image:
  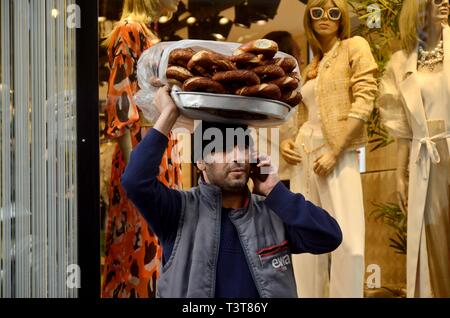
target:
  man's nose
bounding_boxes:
[227,146,246,163]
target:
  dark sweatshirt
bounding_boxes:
[122,128,342,298]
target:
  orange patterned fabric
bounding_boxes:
[105,20,156,138]
[102,20,182,298]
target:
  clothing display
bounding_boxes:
[101,20,182,298]
[290,36,377,298]
[379,26,450,297]
[296,37,378,153]
[291,127,365,298]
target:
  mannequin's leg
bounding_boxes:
[291,133,329,298]
[423,141,450,297]
[319,150,365,298]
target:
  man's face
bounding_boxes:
[202,145,252,193]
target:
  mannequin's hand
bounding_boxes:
[280,139,302,165]
[396,171,408,214]
[250,154,280,197]
[313,151,339,177]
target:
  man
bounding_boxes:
[122,86,342,298]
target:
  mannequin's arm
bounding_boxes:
[280,103,308,165]
[332,117,365,156]
[313,117,364,177]
[396,138,410,214]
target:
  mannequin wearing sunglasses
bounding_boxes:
[379,0,450,298]
[281,0,378,298]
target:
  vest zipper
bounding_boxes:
[211,194,222,298]
[229,214,264,298]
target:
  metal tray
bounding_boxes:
[170,86,293,126]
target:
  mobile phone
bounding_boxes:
[250,160,269,182]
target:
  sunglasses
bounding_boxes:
[310,7,342,21]
[433,0,449,5]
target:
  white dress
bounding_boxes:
[291,65,366,298]
[413,70,450,297]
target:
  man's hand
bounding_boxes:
[153,85,179,114]
[153,86,180,137]
[250,154,280,197]
[280,138,302,165]
[313,151,339,177]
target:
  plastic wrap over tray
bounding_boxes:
[134,40,300,131]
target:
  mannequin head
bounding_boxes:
[304,0,350,56]
[427,0,450,26]
[104,0,180,46]
[121,0,181,24]
[399,0,450,53]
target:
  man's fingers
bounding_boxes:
[257,158,271,168]
[150,77,164,87]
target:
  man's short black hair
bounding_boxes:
[191,121,254,163]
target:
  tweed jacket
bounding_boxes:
[296,36,378,152]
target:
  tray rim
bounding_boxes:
[173,89,293,110]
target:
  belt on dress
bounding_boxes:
[414,131,450,179]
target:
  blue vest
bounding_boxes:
[156,180,298,298]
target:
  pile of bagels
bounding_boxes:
[166,39,302,107]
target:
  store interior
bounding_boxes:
[98,0,406,298]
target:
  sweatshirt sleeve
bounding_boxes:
[347,36,378,122]
[264,182,342,254]
[121,128,182,246]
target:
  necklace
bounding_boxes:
[418,40,444,71]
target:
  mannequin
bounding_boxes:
[379,0,450,298]
[102,0,181,298]
[261,31,303,183]
[281,0,378,297]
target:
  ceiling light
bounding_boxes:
[187,16,197,24]
[256,19,267,25]
[212,33,225,40]
[51,9,59,18]
[159,16,170,23]
[219,17,229,25]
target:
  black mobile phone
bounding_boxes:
[250,161,269,182]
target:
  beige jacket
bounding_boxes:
[378,25,450,298]
[296,36,378,151]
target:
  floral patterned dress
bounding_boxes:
[101,20,182,298]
